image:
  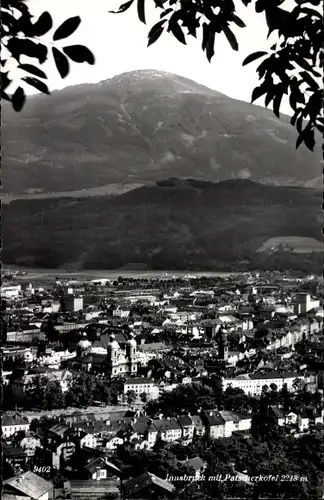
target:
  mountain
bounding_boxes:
[2,179,323,272]
[2,70,321,194]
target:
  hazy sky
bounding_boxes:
[8,0,293,114]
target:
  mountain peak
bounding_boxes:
[2,69,320,194]
[98,69,220,96]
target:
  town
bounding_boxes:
[2,270,324,500]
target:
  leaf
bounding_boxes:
[289,91,297,111]
[290,108,302,126]
[296,115,304,134]
[265,91,275,107]
[251,86,267,103]
[223,26,238,51]
[110,0,134,13]
[53,16,81,41]
[206,31,215,62]
[1,72,11,91]
[160,8,173,19]
[63,45,95,65]
[32,12,53,36]
[147,20,166,47]
[52,48,70,78]
[18,64,47,79]
[11,86,25,112]
[296,132,304,150]
[294,56,314,72]
[7,39,48,64]
[232,14,246,28]
[243,51,268,66]
[256,60,268,79]
[273,90,283,118]
[300,71,319,91]
[169,17,186,45]
[202,23,209,51]
[137,0,146,24]
[304,128,315,151]
[22,76,50,94]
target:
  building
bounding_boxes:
[178,457,207,479]
[269,406,285,427]
[178,415,195,441]
[3,471,53,500]
[20,433,41,457]
[4,444,28,469]
[1,285,21,298]
[52,441,76,470]
[123,472,175,498]
[200,409,251,438]
[106,333,138,378]
[2,414,30,438]
[61,295,84,312]
[123,377,159,401]
[218,327,229,361]
[221,372,308,396]
[292,293,320,315]
[152,418,182,442]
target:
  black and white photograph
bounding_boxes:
[1,1,323,499]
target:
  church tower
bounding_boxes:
[126,332,138,375]
[218,326,229,361]
[77,332,91,357]
[106,333,120,377]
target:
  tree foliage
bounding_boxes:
[1,0,94,111]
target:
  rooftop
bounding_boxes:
[4,471,53,500]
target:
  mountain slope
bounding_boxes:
[2,179,322,272]
[2,70,321,194]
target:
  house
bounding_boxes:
[113,307,130,318]
[103,436,124,450]
[284,411,298,426]
[123,471,175,498]
[123,377,159,401]
[4,444,28,469]
[200,410,225,439]
[218,411,251,437]
[178,456,206,479]
[297,413,310,433]
[152,418,182,442]
[2,414,30,438]
[132,416,158,449]
[269,406,285,427]
[79,432,98,449]
[131,438,150,450]
[190,415,205,437]
[49,423,70,441]
[200,410,251,438]
[83,457,121,481]
[178,415,195,441]
[52,441,76,470]
[20,433,42,457]
[3,471,53,500]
